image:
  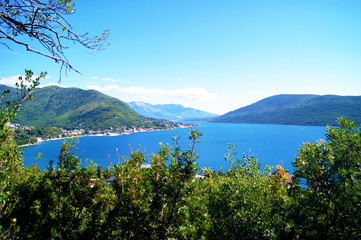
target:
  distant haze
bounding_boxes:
[128,102,219,121]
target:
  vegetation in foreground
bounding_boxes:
[1,81,361,239]
[2,1,361,239]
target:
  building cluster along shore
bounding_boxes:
[8,122,194,147]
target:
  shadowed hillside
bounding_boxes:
[210,94,361,126]
[0,85,176,130]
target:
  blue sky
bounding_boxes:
[1,0,361,114]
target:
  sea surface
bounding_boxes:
[22,122,326,173]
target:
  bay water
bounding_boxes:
[22,122,326,173]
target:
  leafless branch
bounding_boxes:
[0,0,109,79]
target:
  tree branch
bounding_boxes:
[0,0,109,79]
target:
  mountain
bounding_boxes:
[128,102,219,121]
[0,85,177,130]
[210,94,361,126]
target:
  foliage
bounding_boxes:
[105,130,201,239]
[28,126,63,139]
[0,70,45,238]
[2,10,361,237]
[291,117,361,239]
[4,116,361,239]
[4,138,110,239]
[13,130,37,145]
[14,126,63,145]
[199,144,292,240]
[0,0,109,75]
[1,130,203,239]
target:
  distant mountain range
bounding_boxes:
[0,85,177,130]
[128,101,219,121]
[4,84,359,128]
[210,94,361,126]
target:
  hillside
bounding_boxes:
[210,94,361,126]
[128,101,218,121]
[0,85,177,130]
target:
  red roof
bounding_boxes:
[271,169,292,181]
[270,167,292,187]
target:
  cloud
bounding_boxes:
[87,85,218,102]
[0,74,50,87]
[0,75,21,87]
[38,83,70,88]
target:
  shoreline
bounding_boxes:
[20,125,192,148]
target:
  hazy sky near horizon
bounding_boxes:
[2,0,361,114]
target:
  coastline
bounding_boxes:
[20,125,192,148]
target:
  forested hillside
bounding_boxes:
[211,94,361,125]
[0,85,177,130]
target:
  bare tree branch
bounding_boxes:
[0,0,109,79]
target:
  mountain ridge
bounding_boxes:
[128,101,218,121]
[0,84,179,131]
[210,94,361,126]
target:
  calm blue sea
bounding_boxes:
[22,122,326,173]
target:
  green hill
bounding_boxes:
[211,94,361,126]
[0,85,175,130]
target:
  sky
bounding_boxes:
[1,0,361,114]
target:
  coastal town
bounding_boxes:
[8,121,193,146]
